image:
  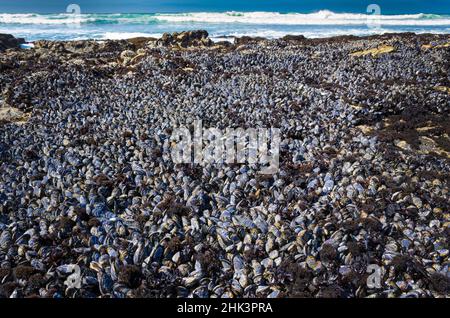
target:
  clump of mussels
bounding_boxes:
[0,31,449,298]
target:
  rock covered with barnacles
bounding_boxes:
[156,30,213,48]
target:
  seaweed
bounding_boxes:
[319,244,337,263]
[361,217,383,232]
[391,255,410,274]
[347,242,362,256]
[195,248,222,276]
[166,236,182,253]
[0,268,11,281]
[340,269,365,289]
[277,259,313,298]
[56,216,75,233]
[429,273,450,294]
[87,217,101,228]
[119,265,143,289]
[157,194,191,217]
[167,203,191,217]
[13,266,35,280]
[28,273,46,289]
[342,220,359,232]
[0,282,18,298]
[318,284,344,298]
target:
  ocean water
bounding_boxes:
[0,1,449,41]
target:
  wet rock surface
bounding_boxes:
[155,30,213,48]
[0,32,449,298]
[0,34,25,52]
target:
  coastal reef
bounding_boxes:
[0,34,25,52]
[0,31,449,298]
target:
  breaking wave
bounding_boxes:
[1,11,449,26]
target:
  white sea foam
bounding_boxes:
[0,13,87,25]
[1,10,448,42]
[0,11,449,26]
[99,32,162,40]
[153,11,450,26]
[20,43,34,49]
[214,27,450,40]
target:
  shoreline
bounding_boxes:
[1,31,448,53]
[10,30,450,43]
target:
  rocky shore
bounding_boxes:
[0,34,25,52]
[0,31,449,298]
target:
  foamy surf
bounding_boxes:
[99,32,161,40]
[1,10,448,41]
[152,11,450,26]
[1,11,450,26]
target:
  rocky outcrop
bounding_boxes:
[156,30,213,48]
[234,36,266,46]
[127,37,157,50]
[33,39,135,55]
[0,106,30,125]
[1,33,450,299]
[281,34,306,42]
[0,34,25,51]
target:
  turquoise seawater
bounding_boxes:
[0,1,449,41]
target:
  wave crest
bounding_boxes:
[0,11,449,26]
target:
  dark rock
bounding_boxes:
[34,40,96,53]
[157,30,213,48]
[127,37,157,50]
[214,41,233,48]
[0,34,25,51]
[234,36,266,46]
[34,39,133,55]
[33,40,69,53]
[281,34,306,42]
